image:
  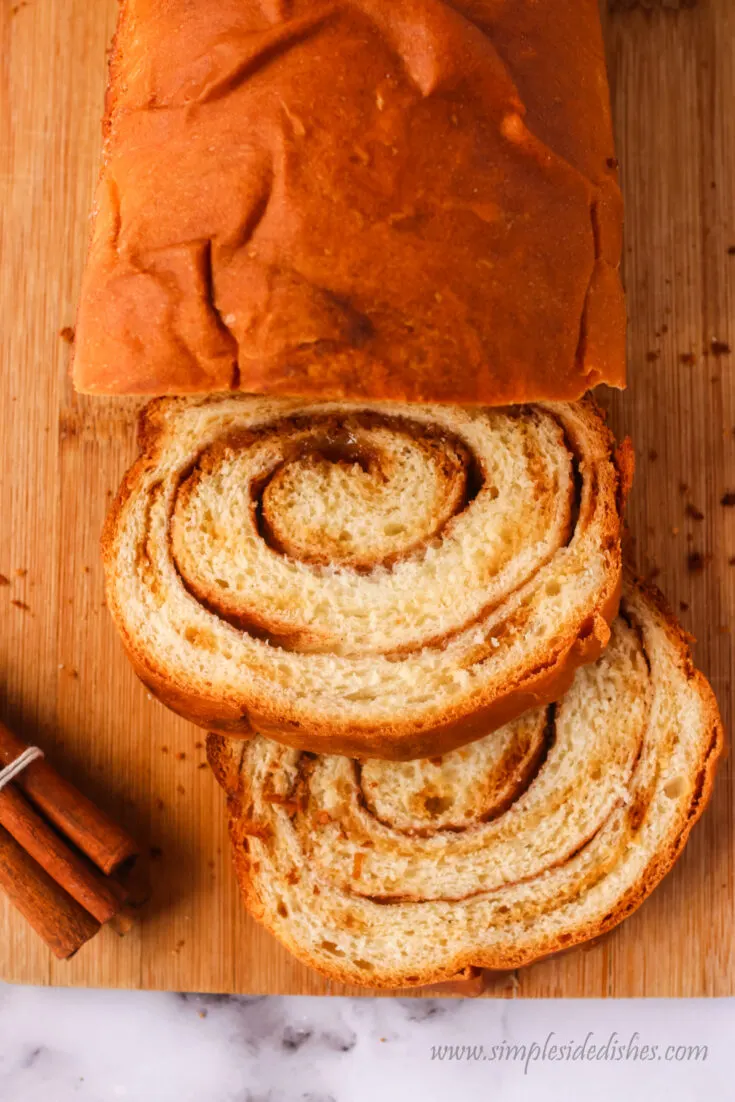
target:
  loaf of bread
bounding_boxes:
[207,578,722,988]
[103,394,628,759]
[74,0,624,404]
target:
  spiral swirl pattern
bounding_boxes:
[105,394,624,758]
[209,581,722,988]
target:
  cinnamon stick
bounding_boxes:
[0,784,127,924]
[0,826,100,959]
[0,721,138,874]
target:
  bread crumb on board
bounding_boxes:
[687,551,711,573]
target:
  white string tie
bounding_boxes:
[0,746,44,792]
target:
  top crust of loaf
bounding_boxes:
[74,0,624,404]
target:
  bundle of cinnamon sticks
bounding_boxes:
[0,720,138,959]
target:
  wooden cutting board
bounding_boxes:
[0,0,732,998]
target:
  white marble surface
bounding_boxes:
[0,986,733,1101]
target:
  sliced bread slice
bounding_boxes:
[208,577,722,988]
[104,394,628,758]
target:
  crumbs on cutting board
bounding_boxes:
[58,326,75,344]
[687,551,711,573]
[685,503,705,521]
[10,599,30,612]
[1,569,28,585]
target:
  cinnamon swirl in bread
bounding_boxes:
[207,578,722,988]
[103,394,629,759]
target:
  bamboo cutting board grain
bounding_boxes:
[0,0,733,997]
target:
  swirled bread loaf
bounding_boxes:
[103,394,628,758]
[74,0,624,403]
[207,579,722,988]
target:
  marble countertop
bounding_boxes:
[0,985,732,1101]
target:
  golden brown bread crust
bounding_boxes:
[74,0,624,404]
[102,395,630,760]
[207,576,723,989]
